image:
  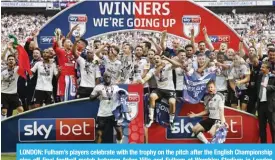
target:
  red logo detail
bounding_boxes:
[191,18,201,23]
[218,35,230,42]
[78,16,87,22]
[128,93,140,102]
[55,118,95,141]
[209,35,230,43]
[225,116,242,139]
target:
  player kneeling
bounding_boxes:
[188,80,227,144]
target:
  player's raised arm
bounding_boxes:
[161,55,182,68]
[66,24,79,40]
[202,26,214,52]
[160,30,167,51]
[72,40,79,59]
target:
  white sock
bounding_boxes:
[1,114,7,120]
[169,114,175,123]
[116,136,124,144]
[197,132,209,144]
[116,138,123,144]
[149,108,154,121]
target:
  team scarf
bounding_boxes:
[210,123,228,144]
[112,88,131,126]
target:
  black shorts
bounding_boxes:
[152,89,176,100]
[96,116,119,131]
[1,93,22,109]
[143,88,149,95]
[199,118,219,131]
[231,89,249,105]
[149,88,156,93]
[77,87,94,98]
[176,90,183,98]
[33,90,54,105]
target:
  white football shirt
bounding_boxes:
[31,61,58,92]
[91,84,120,117]
[146,63,175,90]
[204,93,224,120]
[133,58,149,88]
[1,66,19,94]
[175,67,184,91]
[103,56,122,84]
[77,57,101,88]
[228,64,250,90]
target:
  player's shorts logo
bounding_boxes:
[182,15,201,38]
[68,14,88,37]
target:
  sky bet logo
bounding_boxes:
[166,116,242,139]
[40,36,53,44]
[182,16,201,23]
[68,15,87,22]
[19,118,95,142]
[209,35,230,43]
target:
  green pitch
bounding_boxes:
[1,154,16,160]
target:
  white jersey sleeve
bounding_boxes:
[91,84,101,96]
[53,63,58,76]
[76,56,85,67]
[146,68,154,79]
[31,61,39,73]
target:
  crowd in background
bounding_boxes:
[2,12,275,50]
[1,10,275,143]
[1,14,51,47]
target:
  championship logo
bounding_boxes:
[68,14,88,37]
[182,15,201,38]
[127,92,140,121]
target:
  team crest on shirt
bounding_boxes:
[182,15,201,38]
[68,14,88,37]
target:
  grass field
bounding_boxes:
[1,154,16,160]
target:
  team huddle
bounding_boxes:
[1,25,275,143]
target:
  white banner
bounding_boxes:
[256,0,273,6]
[1,2,50,7]
[196,1,257,6]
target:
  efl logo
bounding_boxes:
[209,35,230,43]
[166,116,242,139]
[182,17,201,23]
[40,36,53,44]
[126,92,140,121]
[19,118,95,142]
[68,15,87,22]
[182,15,201,38]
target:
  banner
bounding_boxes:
[38,0,245,52]
[183,73,216,104]
[16,144,275,159]
[148,103,264,143]
[1,84,144,153]
[1,2,49,7]
[196,1,257,6]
